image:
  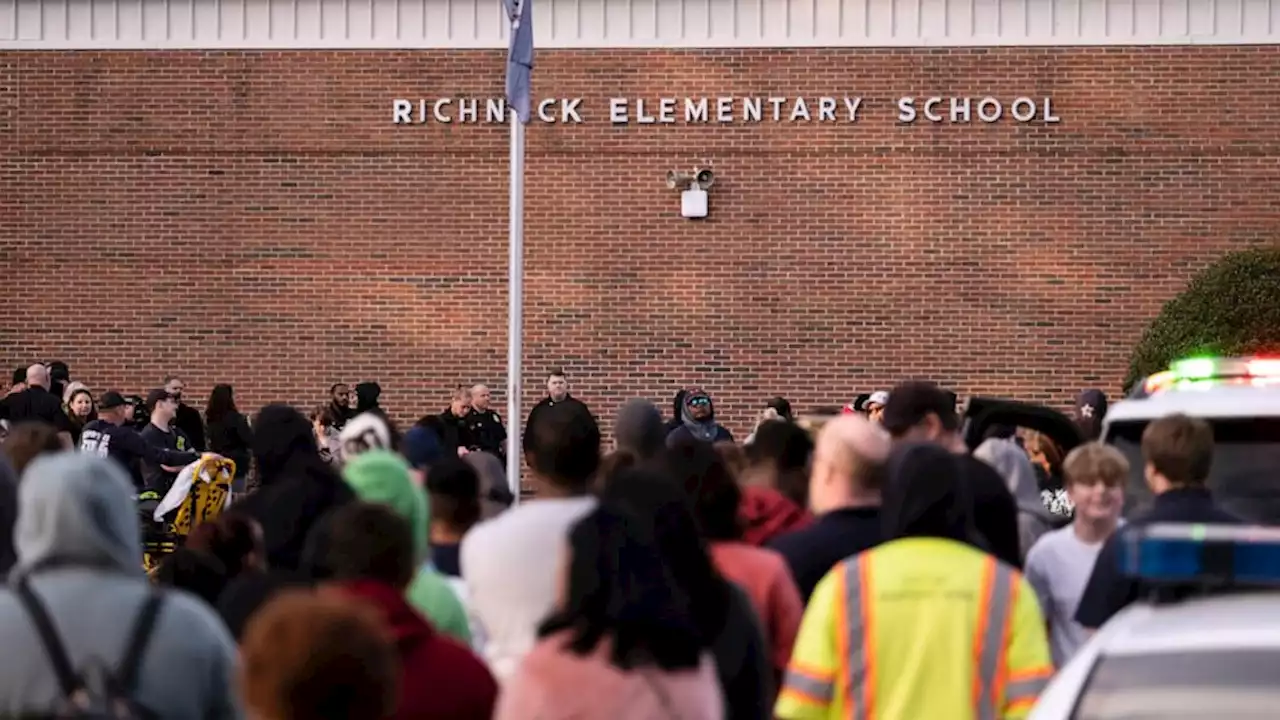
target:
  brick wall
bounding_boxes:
[2,47,1278,441]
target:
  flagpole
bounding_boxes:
[503,0,531,505]
[505,111,525,505]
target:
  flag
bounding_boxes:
[503,0,534,124]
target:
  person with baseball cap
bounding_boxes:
[864,390,890,423]
[79,391,200,493]
[138,389,201,495]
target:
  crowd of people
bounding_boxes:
[0,359,1245,719]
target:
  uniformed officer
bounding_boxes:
[463,384,507,462]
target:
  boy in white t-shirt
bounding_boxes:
[1024,442,1128,667]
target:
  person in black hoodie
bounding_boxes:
[880,380,1023,569]
[205,384,255,493]
[354,382,385,419]
[665,388,734,447]
[231,404,356,572]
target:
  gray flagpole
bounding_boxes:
[506,117,524,503]
[504,0,532,503]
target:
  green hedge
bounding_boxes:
[1125,247,1280,391]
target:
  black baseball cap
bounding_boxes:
[98,391,128,410]
[145,388,176,411]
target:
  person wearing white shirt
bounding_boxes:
[460,402,600,683]
[1024,442,1128,667]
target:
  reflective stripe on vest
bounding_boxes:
[838,554,1018,720]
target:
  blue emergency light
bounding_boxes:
[1119,523,1280,587]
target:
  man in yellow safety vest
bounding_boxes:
[776,442,1053,720]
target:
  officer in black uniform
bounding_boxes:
[463,384,507,463]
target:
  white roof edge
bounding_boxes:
[1105,390,1280,424]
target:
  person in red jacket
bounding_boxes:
[325,501,498,720]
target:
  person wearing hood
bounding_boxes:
[354,381,384,417]
[232,403,356,572]
[0,452,240,718]
[341,450,472,645]
[339,411,396,462]
[776,443,1052,720]
[613,398,667,462]
[974,437,1060,561]
[327,501,498,719]
[664,389,689,435]
[666,388,733,447]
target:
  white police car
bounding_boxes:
[1104,356,1280,524]
[1030,523,1280,719]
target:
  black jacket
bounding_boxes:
[174,402,206,452]
[0,387,74,435]
[434,409,471,453]
[464,408,507,460]
[522,395,590,455]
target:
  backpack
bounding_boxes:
[13,576,164,720]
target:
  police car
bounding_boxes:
[1030,523,1280,719]
[1103,356,1280,524]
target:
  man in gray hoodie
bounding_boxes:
[0,452,241,719]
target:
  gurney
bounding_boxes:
[140,455,236,574]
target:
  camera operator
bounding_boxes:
[80,391,200,493]
[124,394,149,430]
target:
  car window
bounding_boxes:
[1073,649,1280,719]
[1107,418,1280,524]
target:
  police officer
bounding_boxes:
[463,384,507,462]
[79,391,200,493]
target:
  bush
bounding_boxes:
[1125,247,1280,391]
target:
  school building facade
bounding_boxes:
[2,0,1278,434]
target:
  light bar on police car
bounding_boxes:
[1119,522,1280,585]
[1142,355,1280,395]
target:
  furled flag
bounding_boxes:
[503,0,534,124]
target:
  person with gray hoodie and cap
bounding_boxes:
[974,437,1060,561]
[0,452,241,719]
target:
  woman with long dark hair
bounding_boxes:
[205,383,254,493]
[599,468,773,720]
[496,503,722,719]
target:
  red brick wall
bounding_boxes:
[2,47,1278,440]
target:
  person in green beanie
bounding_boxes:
[341,449,472,645]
